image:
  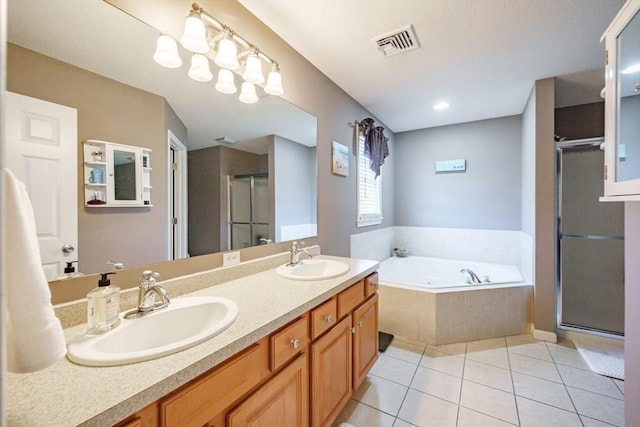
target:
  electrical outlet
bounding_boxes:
[223,251,240,267]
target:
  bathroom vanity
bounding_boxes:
[6,255,379,427]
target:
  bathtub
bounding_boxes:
[378,255,524,292]
[376,256,532,345]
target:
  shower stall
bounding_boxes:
[556,137,625,337]
[227,173,270,250]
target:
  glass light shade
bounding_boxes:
[242,53,264,84]
[264,70,284,96]
[153,35,182,68]
[215,69,237,94]
[239,82,259,104]
[188,54,213,82]
[180,15,209,53]
[215,38,240,70]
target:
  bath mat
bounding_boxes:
[379,331,394,352]
[573,338,624,380]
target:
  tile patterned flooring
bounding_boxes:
[333,334,625,427]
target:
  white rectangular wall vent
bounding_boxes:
[373,25,420,57]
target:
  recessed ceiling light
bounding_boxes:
[622,63,640,74]
[433,102,450,110]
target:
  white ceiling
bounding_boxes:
[239,0,625,133]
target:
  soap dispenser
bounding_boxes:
[56,261,85,280]
[86,272,121,335]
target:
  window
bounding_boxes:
[357,135,383,227]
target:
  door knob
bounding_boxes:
[62,244,75,254]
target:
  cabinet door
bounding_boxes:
[106,144,143,205]
[227,353,309,427]
[311,315,353,427]
[353,294,379,390]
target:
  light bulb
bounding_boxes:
[215,69,237,94]
[188,54,213,82]
[180,13,209,53]
[239,82,258,104]
[242,53,264,84]
[264,69,284,96]
[153,35,182,68]
[215,37,240,70]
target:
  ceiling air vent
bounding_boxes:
[373,25,420,57]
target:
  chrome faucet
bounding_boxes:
[288,241,312,266]
[460,268,482,284]
[124,270,171,319]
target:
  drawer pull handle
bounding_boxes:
[290,339,300,349]
[357,321,364,328]
[325,315,334,324]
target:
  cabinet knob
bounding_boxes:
[290,339,300,349]
[324,315,333,324]
[357,321,364,328]
[351,327,357,334]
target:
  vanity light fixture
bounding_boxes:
[264,63,284,96]
[188,53,213,82]
[215,69,237,94]
[153,35,182,68]
[433,102,450,110]
[153,2,284,102]
[239,82,259,104]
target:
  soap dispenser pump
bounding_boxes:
[56,261,85,280]
[86,272,121,335]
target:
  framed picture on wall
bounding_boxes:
[332,141,349,177]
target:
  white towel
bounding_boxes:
[3,168,67,372]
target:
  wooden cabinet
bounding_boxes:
[311,275,379,427]
[353,294,379,390]
[113,272,378,427]
[227,353,309,427]
[601,0,640,200]
[159,338,270,427]
[311,315,353,427]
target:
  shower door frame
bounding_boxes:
[227,173,270,250]
[555,136,624,340]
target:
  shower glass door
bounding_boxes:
[228,174,269,250]
[558,140,625,336]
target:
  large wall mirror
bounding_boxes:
[7,0,318,279]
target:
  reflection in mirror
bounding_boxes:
[113,150,137,201]
[616,8,640,181]
[7,0,318,278]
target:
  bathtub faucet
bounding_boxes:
[460,268,482,284]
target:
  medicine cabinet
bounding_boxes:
[83,140,152,207]
[601,0,640,201]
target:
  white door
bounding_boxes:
[5,91,78,281]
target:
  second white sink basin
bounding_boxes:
[67,296,238,366]
[276,259,350,281]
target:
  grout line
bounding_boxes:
[505,338,522,427]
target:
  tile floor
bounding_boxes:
[333,334,625,427]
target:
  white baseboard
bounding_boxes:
[533,328,558,343]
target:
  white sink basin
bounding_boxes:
[276,259,350,281]
[67,296,238,366]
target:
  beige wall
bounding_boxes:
[188,146,267,256]
[521,78,556,334]
[6,44,189,274]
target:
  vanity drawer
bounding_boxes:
[160,337,269,427]
[365,272,379,298]
[311,297,338,340]
[338,280,365,319]
[270,315,310,371]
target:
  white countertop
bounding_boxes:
[6,255,378,426]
